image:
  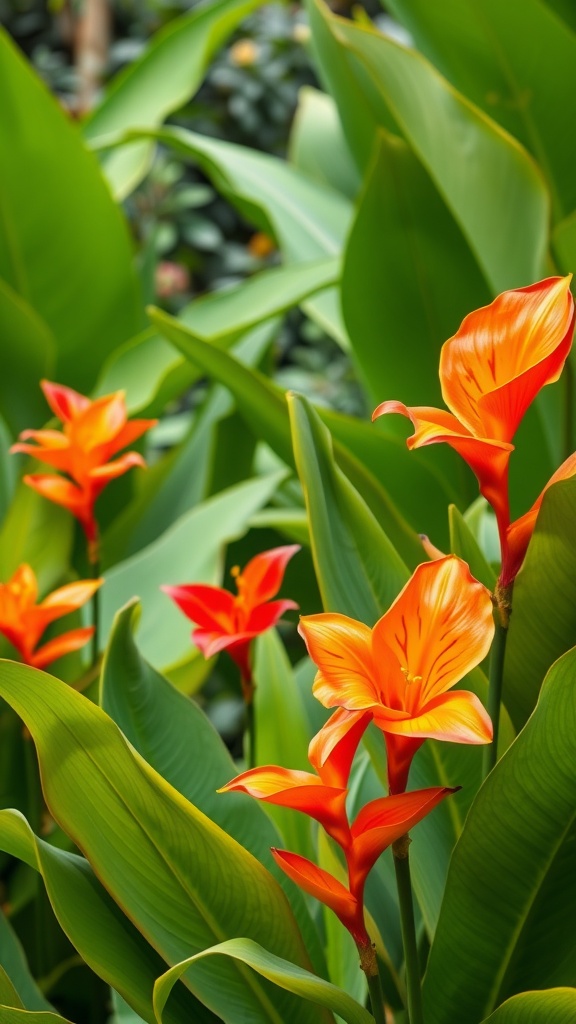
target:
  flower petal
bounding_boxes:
[219,766,348,841]
[298,613,376,710]
[502,450,576,586]
[308,708,372,788]
[246,599,298,633]
[349,786,456,886]
[375,688,493,744]
[89,452,146,484]
[440,276,574,440]
[162,584,237,632]
[39,578,103,614]
[372,556,494,708]
[98,418,157,460]
[31,627,94,668]
[71,392,127,452]
[238,545,301,605]
[41,380,91,422]
[271,849,367,943]
[23,475,86,516]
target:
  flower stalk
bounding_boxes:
[482,603,510,778]
[358,941,387,1024]
[393,837,424,1024]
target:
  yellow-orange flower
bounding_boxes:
[11,381,156,558]
[0,564,102,669]
[373,277,574,586]
[299,556,494,793]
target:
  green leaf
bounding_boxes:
[504,477,576,729]
[96,125,352,345]
[100,471,286,669]
[100,601,326,977]
[287,392,408,623]
[307,0,549,292]
[0,662,329,1024]
[423,646,576,1023]
[480,989,576,1023]
[84,0,264,198]
[448,505,496,591]
[253,630,314,858]
[385,0,576,220]
[288,87,360,199]
[0,910,52,1012]
[153,938,372,1024]
[0,1010,73,1023]
[0,809,217,1024]
[0,281,55,436]
[0,966,24,1009]
[148,306,424,568]
[0,30,140,390]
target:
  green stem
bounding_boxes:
[564,357,574,462]
[245,695,256,770]
[90,554,101,670]
[482,612,509,778]
[393,840,424,1024]
[357,941,387,1024]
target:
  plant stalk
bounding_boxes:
[357,941,387,1024]
[393,838,424,1024]
[482,608,509,778]
[90,554,101,670]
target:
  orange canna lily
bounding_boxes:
[11,381,157,560]
[299,556,494,793]
[373,277,574,587]
[162,545,300,698]
[0,564,102,669]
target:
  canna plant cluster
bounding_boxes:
[2,3,576,1024]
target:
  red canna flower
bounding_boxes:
[162,545,300,699]
[373,277,575,589]
[299,556,494,794]
[11,381,157,560]
[222,713,454,951]
[0,564,102,669]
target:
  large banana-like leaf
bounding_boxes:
[0,662,331,1024]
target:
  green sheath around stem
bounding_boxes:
[482,614,509,778]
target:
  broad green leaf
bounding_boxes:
[101,471,285,669]
[448,505,496,591]
[102,323,276,564]
[287,392,408,623]
[385,0,576,219]
[307,0,549,292]
[84,0,263,199]
[423,646,576,1023]
[0,809,217,1024]
[0,966,23,1009]
[480,989,576,1023]
[0,910,52,1012]
[0,281,55,436]
[341,131,490,407]
[288,87,360,199]
[100,601,326,976]
[110,991,148,1024]
[148,306,424,567]
[97,257,339,418]
[253,630,314,858]
[96,125,352,344]
[153,939,372,1024]
[0,1010,73,1022]
[0,662,329,1024]
[0,486,72,595]
[0,30,140,390]
[504,477,576,729]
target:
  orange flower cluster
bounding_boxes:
[0,564,101,669]
[374,276,576,590]
[12,382,156,559]
[222,707,454,952]
[162,545,300,698]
